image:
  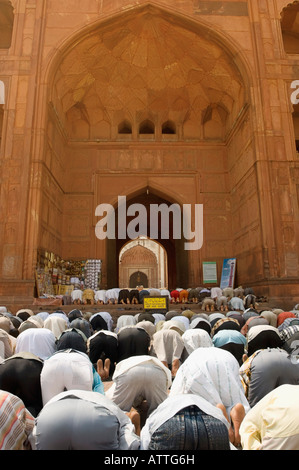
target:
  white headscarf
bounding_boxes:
[152,328,184,364]
[152,313,166,324]
[161,320,186,336]
[35,312,49,322]
[182,329,213,355]
[15,328,57,360]
[44,316,68,339]
[18,318,42,334]
[170,347,250,417]
[136,320,156,338]
[115,315,136,333]
[169,315,190,331]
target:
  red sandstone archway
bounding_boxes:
[27,3,260,292]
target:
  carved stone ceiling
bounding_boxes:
[52,7,245,138]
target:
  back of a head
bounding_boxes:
[70,318,92,338]
[90,314,108,332]
[117,327,150,362]
[247,325,283,357]
[56,329,87,354]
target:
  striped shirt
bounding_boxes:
[0,391,35,450]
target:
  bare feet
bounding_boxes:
[97,359,105,379]
[216,402,245,447]
[97,358,111,380]
[104,358,110,378]
[230,403,245,447]
[126,408,141,436]
[216,403,235,444]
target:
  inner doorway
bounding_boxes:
[119,237,168,288]
[129,271,148,288]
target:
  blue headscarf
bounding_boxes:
[212,329,246,348]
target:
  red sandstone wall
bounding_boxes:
[0,0,299,301]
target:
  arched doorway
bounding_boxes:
[129,271,148,288]
[119,237,168,288]
[106,188,187,289]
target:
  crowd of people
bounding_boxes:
[70,285,260,308]
[0,284,299,450]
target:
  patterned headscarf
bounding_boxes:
[210,317,240,337]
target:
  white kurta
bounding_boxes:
[34,389,140,450]
[106,355,172,414]
[40,350,94,405]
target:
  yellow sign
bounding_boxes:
[143,296,169,312]
[58,285,74,296]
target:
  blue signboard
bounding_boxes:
[220,258,236,289]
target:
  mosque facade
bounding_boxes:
[0,0,299,307]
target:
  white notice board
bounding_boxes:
[202,262,217,284]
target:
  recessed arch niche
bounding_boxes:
[0,1,14,49]
[40,4,253,289]
[48,4,247,146]
[281,1,299,54]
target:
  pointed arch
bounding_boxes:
[139,119,155,135]
[281,1,299,53]
[162,120,176,134]
[118,119,132,134]
[0,0,14,49]
[106,186,188,289]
